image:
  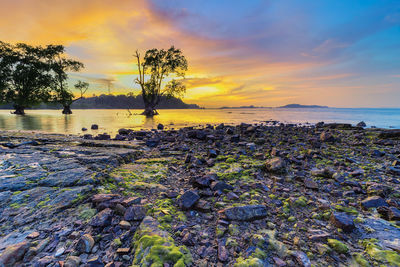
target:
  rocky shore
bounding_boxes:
[1,122,400,266]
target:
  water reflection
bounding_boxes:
[0,108,399,134]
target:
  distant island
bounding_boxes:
[0,94,200,110]
[279,104,329,108]
[220,105,265,109]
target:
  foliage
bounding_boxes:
[0,41,87,114]
[134,46,188,116]
[0,41,54,114]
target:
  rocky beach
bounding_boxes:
[1,122,400,267]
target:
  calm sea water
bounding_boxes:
[0,108,399,134]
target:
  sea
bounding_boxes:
[0,108,399,135]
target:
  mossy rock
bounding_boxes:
[327,239,349,254]
[131,216,192,267]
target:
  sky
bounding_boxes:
[0,0,399,108]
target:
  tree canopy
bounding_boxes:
[134,46,188,116]
[0,41,86,114]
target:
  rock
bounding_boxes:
[177,190,200,210]
[91,124,99,130]
[220,205,267,221]
[117,248,130,254]
[118,128,132,135]
[378,130,400,139]
[230,135,240,143]
[208,149,218,158]
[304,178,318,189]
[119,220,132,229]
[132,216,191,266]
[95,133,111,140]
[157,123,164,130]
[87,256,104,267]
[121,197,142,206]
[124,205,146,221]
[90,208,113,227]
[146,138,160,147]
[357,121,366,127]
[181,232,195,246]
[361,196,388,209]
[192,176,212,188]
[273,257,287,267]
[378,206,400,221]
[54,246,65,257]
[76,234,95,253]
[210,181,234,191]
[293,251,311,267]
[26,231,40,239]
[218,243,229,262]
[320,131,335,142]
[265,157,286,173]
[330,212,355,233]
[65,256,81,267]
[194,199,211,212]
[0,241,30,267]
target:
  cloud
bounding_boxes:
[0,0,399,107]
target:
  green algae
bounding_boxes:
[328,239,349,254]
[361,239,400,266]
[132,234,192,267]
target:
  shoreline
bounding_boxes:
[1,123,400,266]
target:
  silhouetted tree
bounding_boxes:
[0,41,53,114]
[47,45,85,114]
[134,46,188,116]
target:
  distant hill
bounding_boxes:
[279,104,329,108]
[0,94,200,110]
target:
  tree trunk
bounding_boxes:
[141,105,158,117]
[62,105,72,114]
[141,95,159,117]
[12,105,25,115]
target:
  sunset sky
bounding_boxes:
[1,0,399,107]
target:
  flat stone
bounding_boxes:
[210,181,234,191]
[361,196,388,209]
[220,205,267,221]
[116,248,130,254]
[87,256,104,266]
[26,231,40,239]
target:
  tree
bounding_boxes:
[134,46,188,116]
[47,45,85,114]
[0,41,53,114]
